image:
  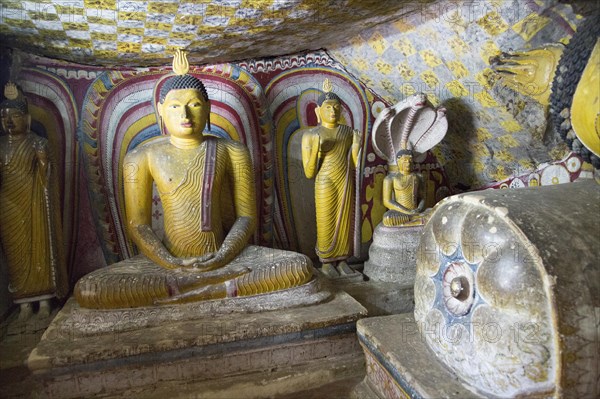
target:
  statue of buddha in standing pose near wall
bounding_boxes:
[302,79,362,278]
[0,82,68,320]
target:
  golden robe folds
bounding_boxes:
[0,133,67,303]
[311,125,360,262]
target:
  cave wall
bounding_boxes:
[328,0,587,189]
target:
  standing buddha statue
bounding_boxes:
[0,82,68,320]
[301,79,362,278]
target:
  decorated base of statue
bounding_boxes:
[362,223,423,285]
[28,254,367,398]
[352,314,483,399]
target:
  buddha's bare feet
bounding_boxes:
[337,261,355,275]
[155,284,221,304]
[38,300,51,318]
[321,263,340,278]
[18,303,33,322]
[490,44,564,105]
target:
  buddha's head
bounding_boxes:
[315,92,341,126]
[157,74,210,139]
[396,150,413,175]
[1,82,30,137]
[315,78,342,127]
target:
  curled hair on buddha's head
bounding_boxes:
[159,74,208,103]
[396,149,413,157]
[317,91,341,106]
[159,48,209,104]
[1,82,28,114]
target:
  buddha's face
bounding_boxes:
[1,108,28,136]
[158,89,209,138]
[317,99,341,125]
[398,154,413,175]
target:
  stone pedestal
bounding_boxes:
[363,224,423,286]
[337,280,414,316]
[352,314,482,399]
[28,280,367,398]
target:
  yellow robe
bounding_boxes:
[312,125,359,262]
[0,133,67,302]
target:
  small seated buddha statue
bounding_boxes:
[382,150,425,227]
[74,50,313,309]
[371,93,448,228]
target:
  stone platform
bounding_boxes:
[352,314,482,399]
[363,224,423,285]
[28,283,367,398]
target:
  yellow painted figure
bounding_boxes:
[0,82,68,320]
[371,93,448,228]
[302,80,361,275]
[382,152,425,227]
[124,88,255,271]
[75,50,312,308]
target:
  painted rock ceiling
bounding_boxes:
[0,0,433,66]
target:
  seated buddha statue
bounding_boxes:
[371,93,448,228]
[382,150,425,227]
[301,79,362,278]
[74,50,313,309]
[0,82,68,320]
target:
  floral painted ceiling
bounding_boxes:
[0,0,434,66]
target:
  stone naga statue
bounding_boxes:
[301,79,362,278]
[371,93,447,227]
[74,50,313,309]
[0,82,68,320]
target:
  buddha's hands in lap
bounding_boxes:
[176,252,217,270]
[131,225,235,272]
[175,252,240,273]
[178,254,226,272]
